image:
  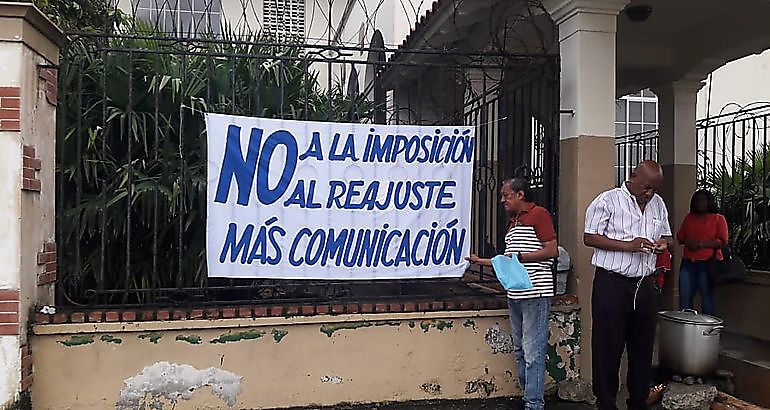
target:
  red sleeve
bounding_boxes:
[676,214,690,242]
[716,214,728,246]
[531,207,557,243]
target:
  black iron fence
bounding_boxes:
[614,128,659,186]
[55,27,560,307]
[614,105,770,270]
[697,105,770,270]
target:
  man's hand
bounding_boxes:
[626,237,655,253]
[653,238,669,254]
[466,254,482,264]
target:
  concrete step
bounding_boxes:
[718,332,770,408]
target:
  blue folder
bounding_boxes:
[491,255,534,290]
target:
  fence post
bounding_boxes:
[0,3,63,407]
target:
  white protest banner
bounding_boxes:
[206,114,475,279]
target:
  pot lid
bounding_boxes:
[658,310,723,325]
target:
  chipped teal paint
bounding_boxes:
[271,329,288,343]
[58,335,94,347]
[175,335,202,345]
[419,319,454,333]
[211,330,264,344]
[546,309,581,382]
[464,379,496,397]
[319,320,399,337]
[463,319,477,331]
[408,321,416,329]
[101,334,122,344]
[138,333,162,344]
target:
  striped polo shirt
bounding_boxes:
[504,203,557,300]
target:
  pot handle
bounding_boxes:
[682,309,699,315]
[703,326,724,336]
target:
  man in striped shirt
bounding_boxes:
[467,177,558,410]
[584,161,673,410]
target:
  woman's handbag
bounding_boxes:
[707,246,747,286]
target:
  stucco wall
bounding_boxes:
[714,273,770,342]
[31,307,580,409]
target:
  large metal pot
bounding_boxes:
[658,309,723,376]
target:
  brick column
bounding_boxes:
[0,3,63,407]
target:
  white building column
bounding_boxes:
[543,0,629,381]
[0,3,62,407]
[653,78,704,310]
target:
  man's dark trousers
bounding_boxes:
[592,267,657,410]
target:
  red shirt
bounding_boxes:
[676,213,728,261]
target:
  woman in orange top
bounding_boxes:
[676,189,728,315]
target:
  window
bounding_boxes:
[135,0,221,37]
[263,0,305,41]
[614,89,658,136]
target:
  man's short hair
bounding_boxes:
[502,177,534,202]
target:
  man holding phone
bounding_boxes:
[584,161,673,410]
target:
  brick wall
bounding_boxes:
[0,86,21,131]
[0,289,20,335]
[20,344,32,392]
[37,241,56,286]
[22,145,42,192]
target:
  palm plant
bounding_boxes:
[57,23,375,305]
[702,145,770,269]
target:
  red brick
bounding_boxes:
[105,311,119,322]
[0,108,19,120]
[22,179,41,192]
[121,311,136,322]
[22,168,35,179]
[459,301,473,310]
[141,311,155,321]
[44,242,56,253]
[237,307,252,318]
[360,303,373,313]
[375,303,388,313]
[389,303,403,312]
[34,313,50,324]
[445,301,457,310]
[173,310,187,320]
[52,312,67,323]
[301,305,315,315]
[0,120,20,131]
[0,301,17,313]
[44,261,56,273]
[22,145,34,157]
[156,310,170,321]
[205,308,219,319]
[285,306,299,316]
[21,352,32,369]
[418,302,430,311]
[221,307,236,318]
[346,303,360,313]
[403,303,417,312]
[0,324,19,335]
[23,157,41,170]
[21,375,32,391]
[88,311,103,322]
[0,289,19,301]
[269,306,284,316]
[37,251,54,265]
[37,272,57,286]
[1,98,20,109]
[253,307,268,317]
[0,87,20,97]
[315,305,329,315]
[331,304,345,314]
[70,312,85,323]
[189,309,204,319]
[0,312,19,323]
